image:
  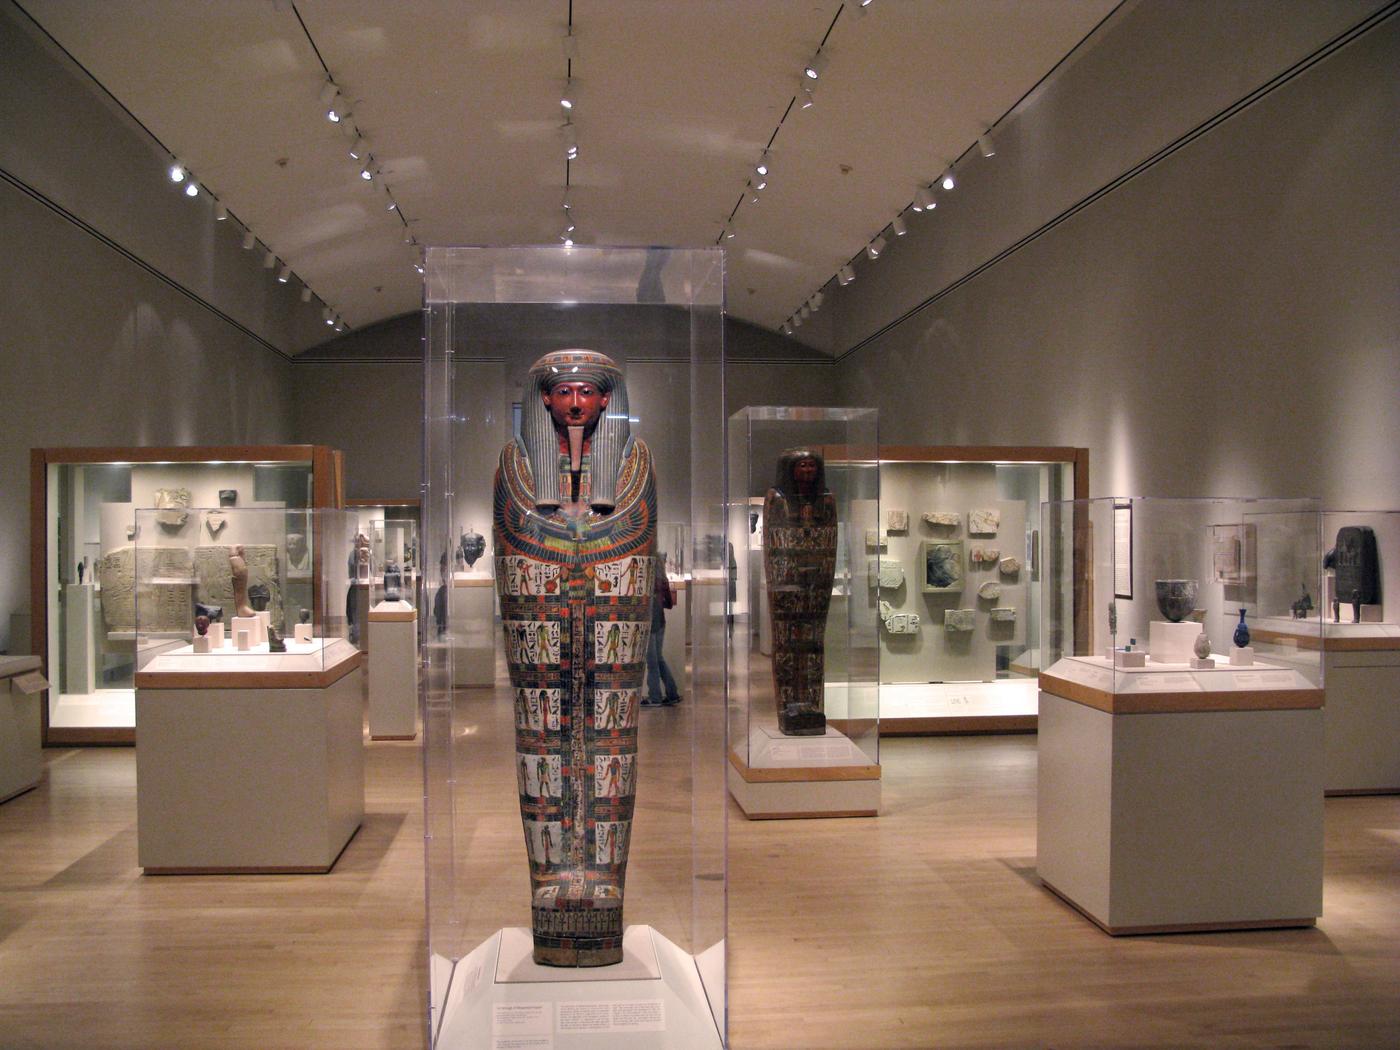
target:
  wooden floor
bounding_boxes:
[1,707,1397,1048]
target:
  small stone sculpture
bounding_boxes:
[459,528,486,569]
[922,512,960,528]
[77,559,85,585]
[1194,624,1212,660]
[154,487,192,529]
[989,607,1017,623]
[1291,583,1314,620]
[195,614,210,637]
[267,626,286,653]
[247,584,270,613]
[887,510,909,533]
[998,556,1021,577]
[877,561,905,590]
[1324,525,1380,622]
[1154,579,1199,623]
[886,612,920,634]
[195,602,223,623]
[978,581,1001,600]
[205,511,227,538]
[287,532,311,572]
[219,489,237,507]
[864,529,886,550]
[229,545,254,618]
[1233,609,1251,648]
[384,559,403,602]
[969,508,1000,535]
[299,607,311,624]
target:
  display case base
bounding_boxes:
[867,678,1038,735]
[1,656,45,804]
[368,607,418,740]
[433,926,723,1050]
[727,725,880,819]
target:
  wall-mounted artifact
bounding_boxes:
[922,511,960,529]
[887,510,909,532]
[864,529,887,551]
[1291,583,1314,620]
[989,607,1017,623]
[886,612,920,634]
[459,527,486,569]
[970,546,1000,565]
[287,532,310,572]
[494,349,654,968]
[1154,579,1198,623]
[154,487,191,529]
[998,556,1021,577]
[765,448,837,738]
[944,608,975,632]
[1324,525,1380,622]
[204,511,227,538]
[126,522,137,540]
[1233,608,1251,648]
[877,561,905,590]
[968,508,1000,535]
[922,540,964,592]
[978,581,1002,600]
[218,489,237,507]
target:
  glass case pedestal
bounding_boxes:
[0,656,47,804]
[369,605,418,740]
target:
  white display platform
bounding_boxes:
[48,688,135,730]
[1,656,46,803]
[1253,616,1400,794]
[846,678,1038,734]
[450,576,496,686]
[368,602,418,740]
[434,926,723,1050]
[135,639,364,873]
[63,584,96,694]
[1148,620,1199,664]
[1037,655,1323,934]
[728,721,879,820]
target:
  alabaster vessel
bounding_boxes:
[763,448,837,736]
[494,349,654,967]
[1154,578,1198,623]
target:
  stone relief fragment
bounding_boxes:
[154,488,192,529]
[887,510,909,532]
[944,608,976,632]
[978,581,1002,600]
[989,607,1017,623]
[999,556,1021,577]
[922,512,960,528]
[968,508,1000,536]
[877,561,905,590]
[970,546,1001,565]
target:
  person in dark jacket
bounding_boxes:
[644,554,681,706]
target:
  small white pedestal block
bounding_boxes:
[1229,646,1255,665]
[368,602,418,740]
[450,576,497,686]
[63,584,96,694]
[135,639,364,873]
[433,926,723,1050]
[1037,656,1323,934]
[1148,620,1198,664]
[728,724,879,819]
[0,656,46,804]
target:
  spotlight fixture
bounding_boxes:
[349,136,366,160]
[327,107,342,123]
[838,264,856,285]
[334,319,344,332]
[793,313,803,327]
[561,78,575,110]
[803,52,828,80]
[263,251,277,269]
[563,236,574,247]
[941,171,956,190]
[168,164,186,183]
[319,81,339,107]
[277,264,291,283]
[184,181,199,198]
[403,230,415,244]
[799,304,811,320]
[387,200,398,211]
[214,202,228,221]
[300,287,312,303]
[978,133,996,159]
[360,164,374,181]
[913,187,936,212]
[563,124,578,160]
[323,307,333,321]
[756,151,771,177]
[781,322,793,336]
[866,235,886,260]
[812,291,824,308]
[723,222,736,240]
[562,29,578,60]
[800,81,816,109]
[892,215,907,236]
[413,262,425,274]
[325,312,336,326]
[754,179,767,192]
[242,231,256,250]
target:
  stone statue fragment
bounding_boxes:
[1325,525,1380,622]
[154,488,191,529]
[944,608,976,631]
[978,581,1001,600]
[998,556,1021,577]
[205,512,226,538]
[922,512,960,528]
[887,510,909,532]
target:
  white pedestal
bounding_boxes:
[63,584,96,694]
[293,622,313,644]
[368,604,417,740]
[1229,646,1255,665]
[728,724,880,819]
[0,656,46,804]
[208,622,225,647]
[449,577,496,686]
[1037,657,1323,933]
[1323,645,1400,794]
[135,642,364,872]
[1148,620,1198,664]
[231,615,262,648]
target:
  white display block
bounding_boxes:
[0,656,46,804]
[293,623,313,644]
[135,641,364,873]
[433,926,723,1050]
[368,605,417,740]
[208,622,225,647]
[1037,656,1323,933]
[63,584,96,694]
[727,724,880,820]
[232,615,261,647]
[192,635,210,654]
[1148,620,1198,664]
[449,577,496,687]
[1229,646,1255,665]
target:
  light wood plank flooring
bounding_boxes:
[0,706,1396,1048]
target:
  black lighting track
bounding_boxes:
[835,0,1400,365]
[0,166,295,364]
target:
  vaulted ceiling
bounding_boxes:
[22,0,1117,347]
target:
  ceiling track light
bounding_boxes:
[413,262,425,274]
[242,231,256,250]
[563,28,578,61]
[319,81,339,107]
[756,150,772,177]
[800,79,816,109]
[781,322,793,336]
[214,202,228,221]
[891,215,907,236]
[349,136,366,160]
[277,264,291,283]
[334,319,345,332]
[913,187,936,212]
[563,123,578,159]
[168,163,186,183]
[978,133,996,159]
[561,77,575,111]
[300,287,312,303]
[360,163,375,181]
[184,181,199,198]
[793,313,804,328]
[866,236,885,261]
[812,290,824,308]
[263,251,277,269]
[803,52,828,81]
[941,171,956,190]
[799,304,811,320]
[322,307,333,321]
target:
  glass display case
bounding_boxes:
[726,406,880,819]
[873,447,1084,732]
[132,506,357,675]
[422,246,726,1048]
[1036,497,1325,934]
[33,446,340,744]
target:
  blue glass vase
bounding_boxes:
[1233,608,1250,648]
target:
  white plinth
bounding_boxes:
[1148,620,1199,664]
[728,724,880,819]
[1323,645,1400,793]
[450,578,497,686]
[63,584,96,694]
[231,614,262,648]
[1037,657,1323,933]
[369,606,418,740]
[0,656,45,804]
[135,642,364,873]
[433,926,723,1050]
[1230,646,1255,665]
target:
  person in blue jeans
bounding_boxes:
[645,554,681,706]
